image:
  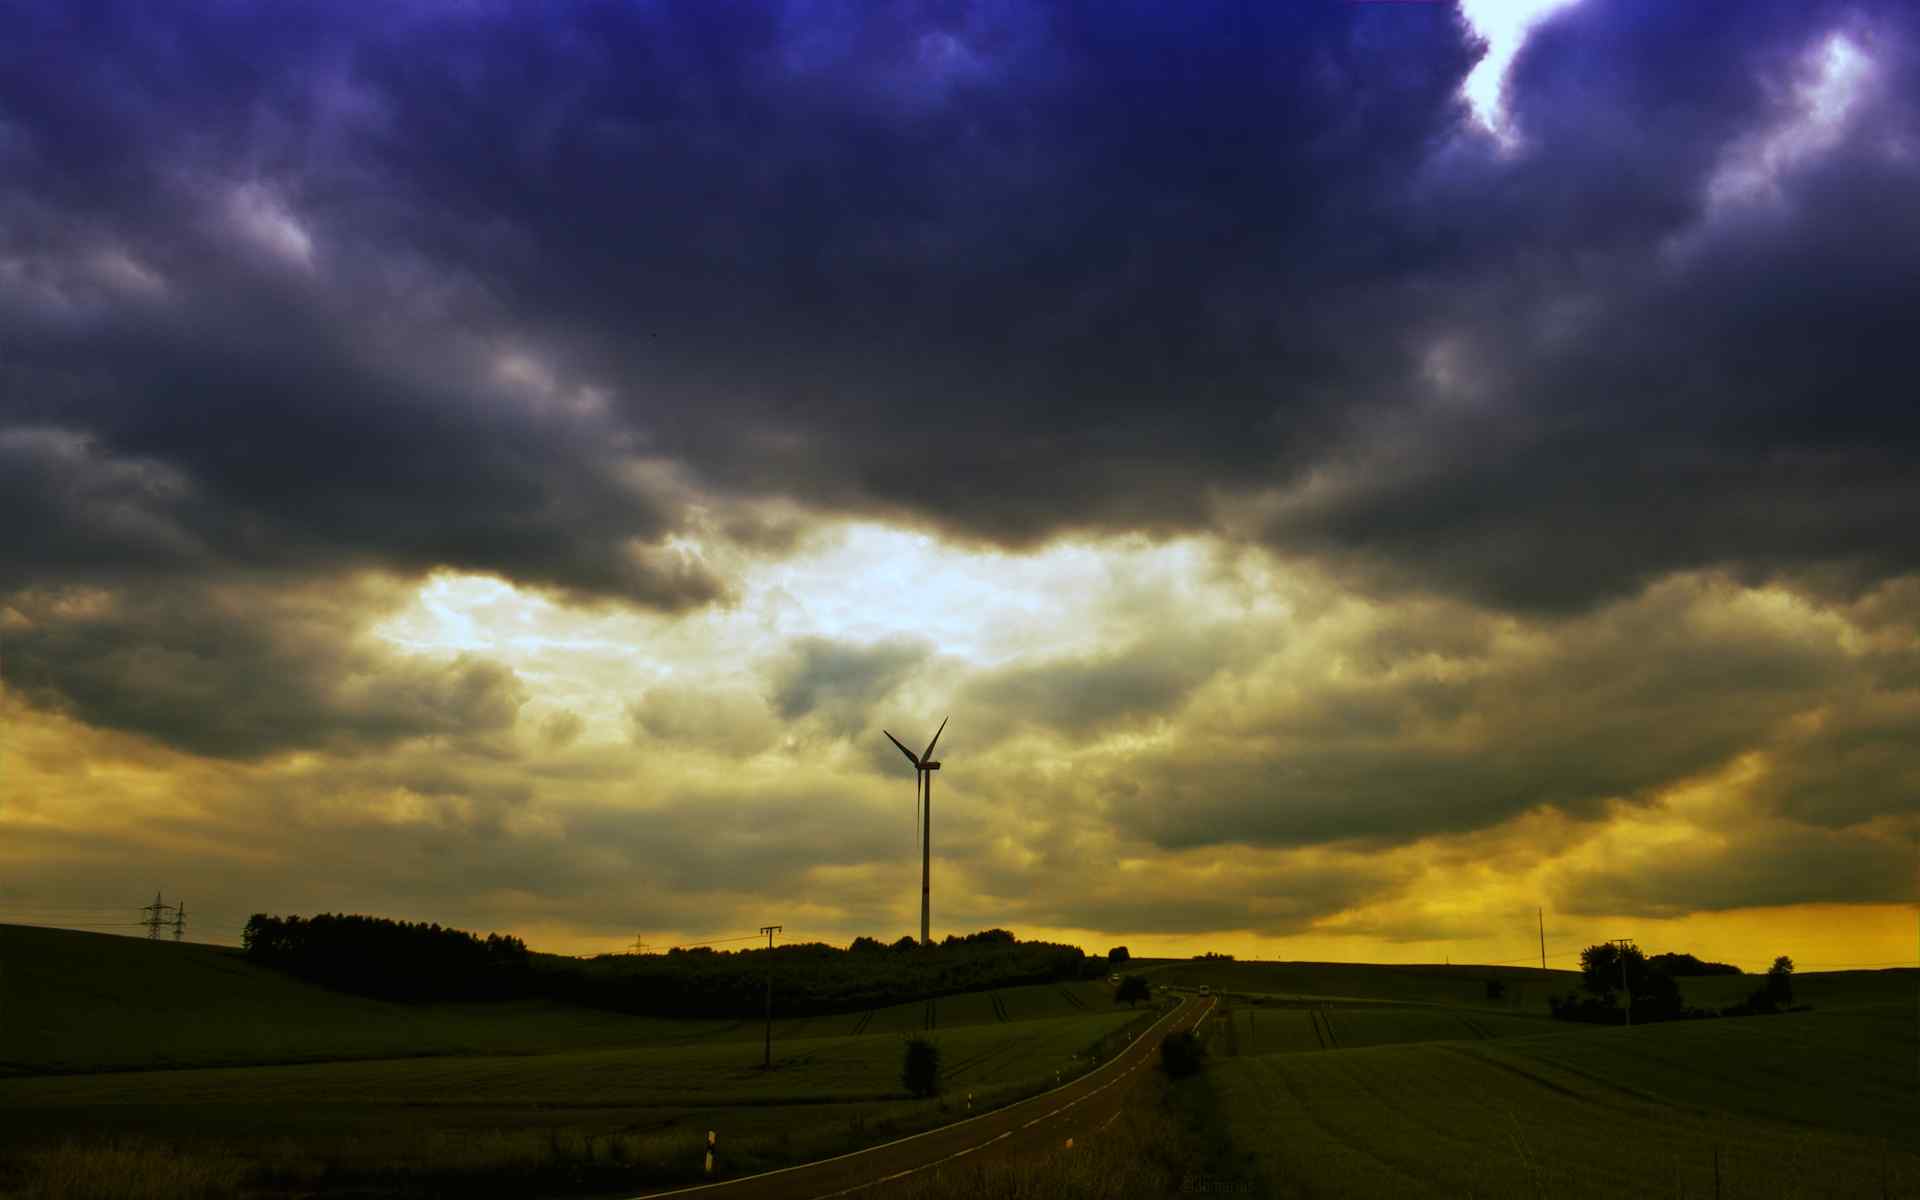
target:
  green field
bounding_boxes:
[1201,998,1559,1057]
[1170,961,1920,1199]
[0,925,1157,1196]
[0,923,1118,1075]
[9,927,1918,1199]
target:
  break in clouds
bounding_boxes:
[3,0,1918,955]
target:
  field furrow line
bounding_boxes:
[1438,1044,1658,1119]
[1264,1057,1434,1192]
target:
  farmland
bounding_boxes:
[1186,966,1920,1199]
[0,925,1154,1196]
[7,924,1918,1199]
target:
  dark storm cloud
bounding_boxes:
[3,0,1919,921]
[3,580,527,759]
[957,631,1231,741]
[765,635,931,733]
[0,0,1479,607]
[1107,578,1861,850]
[1550,824,1917,917]
[1267,0,1920,611]
[9,0,1915,624]
[1006,857,1414,938]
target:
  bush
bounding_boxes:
[902,1037,941,1097]
[1115,975,1151,1007]
[1160,1030,1205,1077]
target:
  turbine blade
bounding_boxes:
[920,716,948,763]
[884,730,921,767]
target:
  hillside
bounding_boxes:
[1208,1003,1920,1197]
[0,924,1119,1075]
[0,924,696,1074]
[1148,957,1582,1012]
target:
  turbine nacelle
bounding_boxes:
[923,761,940,770]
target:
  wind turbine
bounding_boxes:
[884,717,947,947]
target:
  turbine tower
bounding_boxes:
[884,717,947,946]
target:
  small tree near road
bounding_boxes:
[1108,945,1130,965]
[902,1036,941,1097]
[1160,1030,1205,1078]
[1115,975,1150,1007]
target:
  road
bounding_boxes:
[630,993,1214,1200]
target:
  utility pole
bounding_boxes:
[172,900,186,942]
[1538,908,1547,975]
[1611,937,1637,1027]
[141,891,170,940]
[630,935,649,955]
[760,924,782,1070]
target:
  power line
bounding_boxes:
[669,933,769,949]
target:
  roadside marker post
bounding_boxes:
[705,1130,715,1176]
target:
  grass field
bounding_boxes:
[0,925,1159,1196]
[1151,958,1582,1014]
[0,923,1120,1075]
[1165,960,1920,1198]
[1201,998,1559,1057]
[9,926,1916,1198]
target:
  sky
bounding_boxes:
[3,0,1918,972]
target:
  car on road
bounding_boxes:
[1199,985,1211,996]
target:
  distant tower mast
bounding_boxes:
[141,891,170,940]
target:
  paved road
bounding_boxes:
[630,994,1214,1200]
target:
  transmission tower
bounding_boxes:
[630,934,649,955]
[141,891,171,940]
[172,900,187,942]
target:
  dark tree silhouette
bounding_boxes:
[1159,1030,1205,1077]
[242,913,528,1002]
[1648,952,1741,977]
[1108,945,1130,964]
[902,1037,941,1097]
[1115,975,1150,1007]
[1765,955,1795,1006]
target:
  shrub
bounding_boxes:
[1115,976,1151,1007]
[902,1037,941,1097]
[1159,1030,1205,1077]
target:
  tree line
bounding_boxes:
[1548,942,1800,1025]
[242,912,1094,1017]
[242,913,532,1002]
